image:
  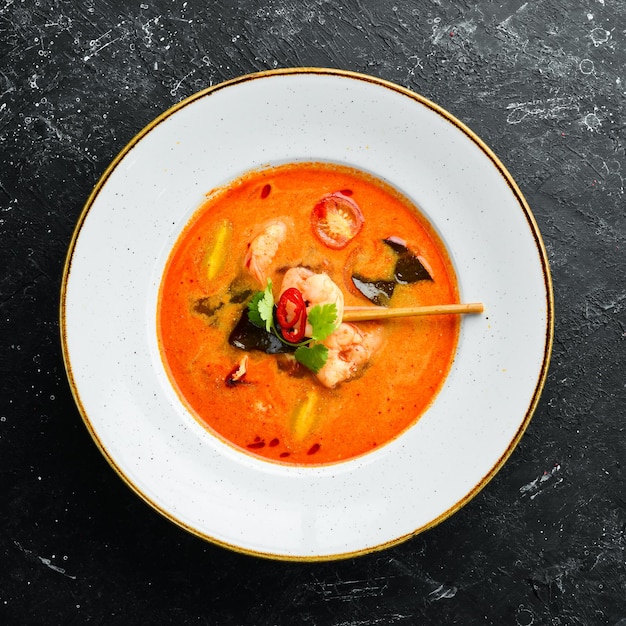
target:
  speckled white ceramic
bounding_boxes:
[61,68,553,560]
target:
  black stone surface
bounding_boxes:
[2,1,625,623]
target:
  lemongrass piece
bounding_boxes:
[291,389,319,441]
[342,303,484,322]
[203,218,232,280]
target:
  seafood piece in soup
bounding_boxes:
[244,218,288,285]
[316,322,384,388]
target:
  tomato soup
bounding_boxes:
[158,162,459,465]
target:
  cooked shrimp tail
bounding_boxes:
[315,322,383,388]
[244,219,288,285]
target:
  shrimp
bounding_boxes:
[279,267,344,337]
[316,322,383,388]
[280,268,381,387]
[244,219,287,285]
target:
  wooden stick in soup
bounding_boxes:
[342,303,484,322]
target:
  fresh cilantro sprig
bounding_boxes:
[293,343,329,373]
[306,303,338,341]
[247,279,339,373]
[247,280,274,332]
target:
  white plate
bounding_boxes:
[61,68,553,560]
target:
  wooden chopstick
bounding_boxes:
[342,303,484,322]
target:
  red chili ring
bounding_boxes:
[276,287,307,342]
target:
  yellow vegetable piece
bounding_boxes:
[203,219,233,280]
[290,389,319,441]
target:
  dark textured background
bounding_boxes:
[2,0,625,623]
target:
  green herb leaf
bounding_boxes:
[307,303,338,342]
[248,279,274,332]
[294,343,329,373]
[247,291,265,328]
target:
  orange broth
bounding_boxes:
[158,162,459,465]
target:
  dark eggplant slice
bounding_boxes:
[351,275,396,306]
[192,296,225,326]
[393,252,432,283]
[381,236,407,254]
[194,281,253,321]
[351,238,433,305]
[383,237,433,283]
[229,287,254,304]
[228,310,294,354]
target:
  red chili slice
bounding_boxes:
[311,191,364,250]
[276,287,307,343]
